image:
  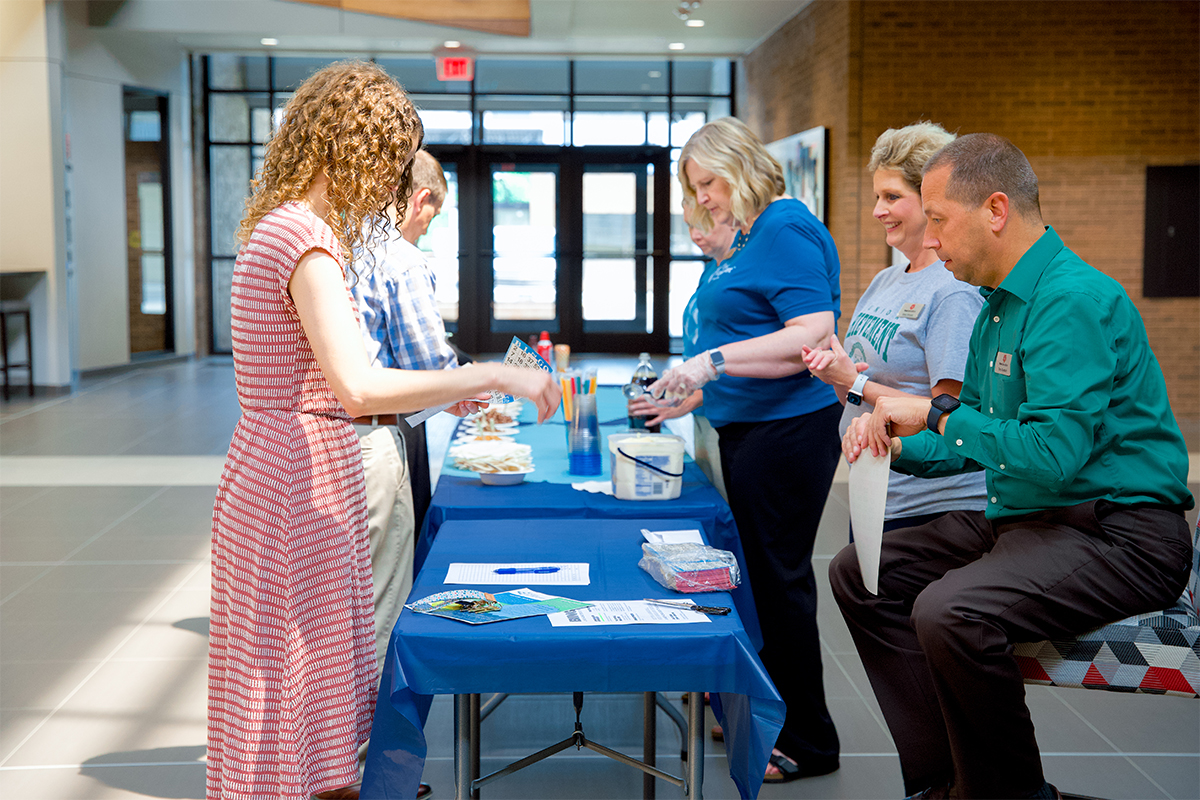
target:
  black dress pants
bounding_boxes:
[717,402,843,769]
[396,417,431,539]
[829,501,1191,798]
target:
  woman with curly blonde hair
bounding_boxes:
[208,60,559,800]
[651,116,843,787]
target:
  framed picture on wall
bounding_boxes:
[766,126,828,224]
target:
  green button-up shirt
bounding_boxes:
[894,227,1193,519]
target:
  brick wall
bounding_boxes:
[744,0,1200,430]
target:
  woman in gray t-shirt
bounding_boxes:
[802,122,987,531]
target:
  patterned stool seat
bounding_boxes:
[1015,521,1200,698]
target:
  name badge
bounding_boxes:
[995,352,1013,376]
[898,302,925,319]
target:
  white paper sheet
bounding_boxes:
[848,450,891,595]
[571,480,613,495]
[404,402,453,427]
[547,600,710,626]
[641,528,705,544]
[444,562,591,585]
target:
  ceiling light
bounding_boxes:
[675,0,702,21]
[686,19,705,27]
[443,40,461,49]
[648,70,663,78]
[260,37,279,46]
[668,42,686,51]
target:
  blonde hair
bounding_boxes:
[410,150,448,207]
[236,60,424,271]
[680,195,708,232]
[868,121,956,193]
[679,117,785,231]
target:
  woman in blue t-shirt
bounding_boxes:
[649,117,843,785]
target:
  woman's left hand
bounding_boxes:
[629,390,702,427]
[649,352,717,406]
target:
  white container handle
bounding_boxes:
[616,447,684,478]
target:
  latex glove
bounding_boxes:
[649,351,718,406]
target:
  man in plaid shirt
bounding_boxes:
[350,149,457,668]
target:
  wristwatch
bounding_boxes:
[846,372,870,405]
[927,393,961,434]
[709,349,726,378]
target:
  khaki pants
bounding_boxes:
[355,423,416,669]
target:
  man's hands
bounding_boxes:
[628,389,702,428]
[801,334,867,391]
[842,395,932,463]
[444,396,490,417]
[649,351,718,406]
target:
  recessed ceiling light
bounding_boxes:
[443,40,461,49]
[686,19,705,27]
[260,37,279,46]
[668,42,686,50]
[648,70,663,78]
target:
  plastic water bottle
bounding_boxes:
[536,331,553,365]
[628,353,660,433]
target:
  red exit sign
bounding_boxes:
[436,55,475,82]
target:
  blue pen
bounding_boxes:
[494,566,560,574]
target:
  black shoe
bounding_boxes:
[903,786,951,800]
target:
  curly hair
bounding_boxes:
[678,117,785,231]
[236,60,424,272]
[868,121,956,193]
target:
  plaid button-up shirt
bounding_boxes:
[350,230,458,373]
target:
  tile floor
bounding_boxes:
[1,357,1197,800]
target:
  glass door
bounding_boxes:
[575,148,670,353]
[459,146,670,354]
[489,163,559,332]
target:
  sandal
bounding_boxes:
[762,753,802,784]
[710,724,723,742]
[762,752,839,783]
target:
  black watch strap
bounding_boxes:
[927,394,961,434]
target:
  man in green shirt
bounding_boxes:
[829,133,1194,800]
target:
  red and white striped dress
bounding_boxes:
[208,202,377,800]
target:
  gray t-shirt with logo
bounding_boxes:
[839,261,988,519]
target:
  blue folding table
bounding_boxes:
[360,518,784,800]
[419,386,761,647]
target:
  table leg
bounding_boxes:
[686,693,704,800]
[470,693,481,800]
[643,692,656,800]
[454,694,470,800]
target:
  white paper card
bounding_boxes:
[641,528,705,544]
[404,402,453,427]
[547,600,710,626]
[444,562,591,585]
[848,450,891,595]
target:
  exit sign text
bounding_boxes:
[436,56,475,82]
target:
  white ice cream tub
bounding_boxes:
[607,432,685,501]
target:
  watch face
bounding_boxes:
[933,394,959,411]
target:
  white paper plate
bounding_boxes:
[479,468,533,485]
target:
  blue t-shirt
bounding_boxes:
[686,199,842,427]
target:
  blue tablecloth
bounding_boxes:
[360,518,785,800]
[423,386,761,646]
